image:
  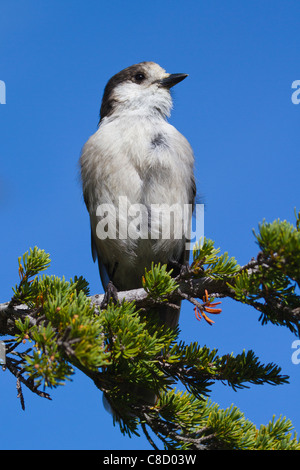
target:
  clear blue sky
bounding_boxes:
[0,0,300,450]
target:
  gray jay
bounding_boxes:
[80,62,195,408]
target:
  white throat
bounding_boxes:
[111,82,173,119]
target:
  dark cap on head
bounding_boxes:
[99,62,187,122]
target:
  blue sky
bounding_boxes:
[0,0,300,450]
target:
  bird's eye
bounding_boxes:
[134,73,146,83]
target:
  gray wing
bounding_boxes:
[90,226,110,290]
[169,171,196,271]
[83,187,111,290]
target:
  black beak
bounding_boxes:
[160,73,188,88]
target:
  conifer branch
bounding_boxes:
[0,211,300,449]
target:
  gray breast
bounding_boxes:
[151,133,169,149]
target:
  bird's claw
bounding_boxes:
[101,280,118,308]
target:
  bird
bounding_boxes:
[79,61,195,411]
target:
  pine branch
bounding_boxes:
[0,210,300,450]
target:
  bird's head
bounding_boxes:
[99,62,188,122]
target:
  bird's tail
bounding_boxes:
[102,300,181,418]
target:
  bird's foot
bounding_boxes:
[169,259,192,279]
[101,280,118,309]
